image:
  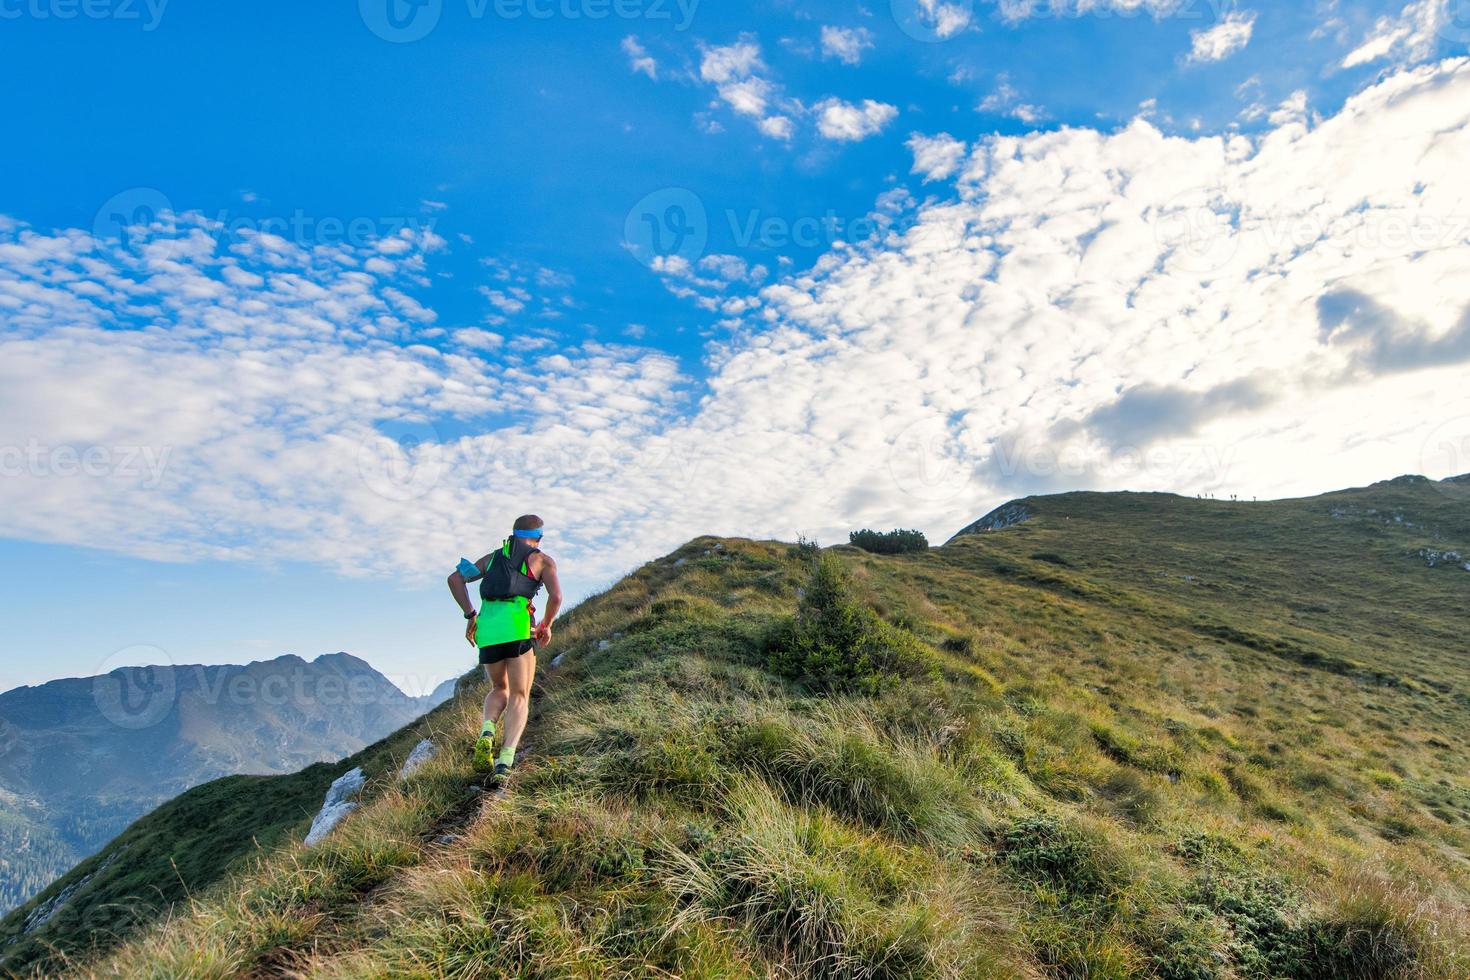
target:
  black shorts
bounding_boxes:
[479,639,535,665]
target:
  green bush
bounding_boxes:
[848,528,929,554]
[767,553,934,693]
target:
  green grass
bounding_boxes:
[9,478,1470,979]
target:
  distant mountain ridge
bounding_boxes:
[0,652,450,915]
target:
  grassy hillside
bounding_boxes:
[8,477,1470,978]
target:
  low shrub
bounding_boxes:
[766,553,936,693]
[849,528,930,554]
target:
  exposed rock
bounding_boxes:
[550,653,565,668]
[397,740,437,780]
[21,853,116,934]
[304,768,366,847]
[1416,548,1464,568]
[954,502,1033,537]
[597,640,611,651]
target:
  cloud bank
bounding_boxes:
[5,60,1470,597]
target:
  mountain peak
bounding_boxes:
[311,652,373,669]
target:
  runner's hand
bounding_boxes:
[535,622,552,646]
[464,616,477,647]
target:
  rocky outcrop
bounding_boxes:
[952,502,1033,538]
[397,740,437,781]
[304,768,366,847]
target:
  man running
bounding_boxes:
[447,514,562,780]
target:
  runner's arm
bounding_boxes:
[447,555,492,618]
[534,556,562,643]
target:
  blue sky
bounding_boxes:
[2,0,1469,692]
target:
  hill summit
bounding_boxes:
[4,477,1468,978]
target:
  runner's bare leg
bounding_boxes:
[483,662,509,728]
[499,652,536,752]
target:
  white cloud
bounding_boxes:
[758,114,795,140]
[820,25,875,65]
[479,287,527,314]
[622,35,658,79]
[1268,89,1310,126]
[1186,11,1257,64]
[452,328,504,350]
[998,0,1192,19]
[815,98,899,141]
[699,40,763,84]
[697,39,795,139]
[915,0,972,38]
[1341,0,1449,68]
[907,133,969,181]
[978,74,1046,124]
[5,60,1470,603]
